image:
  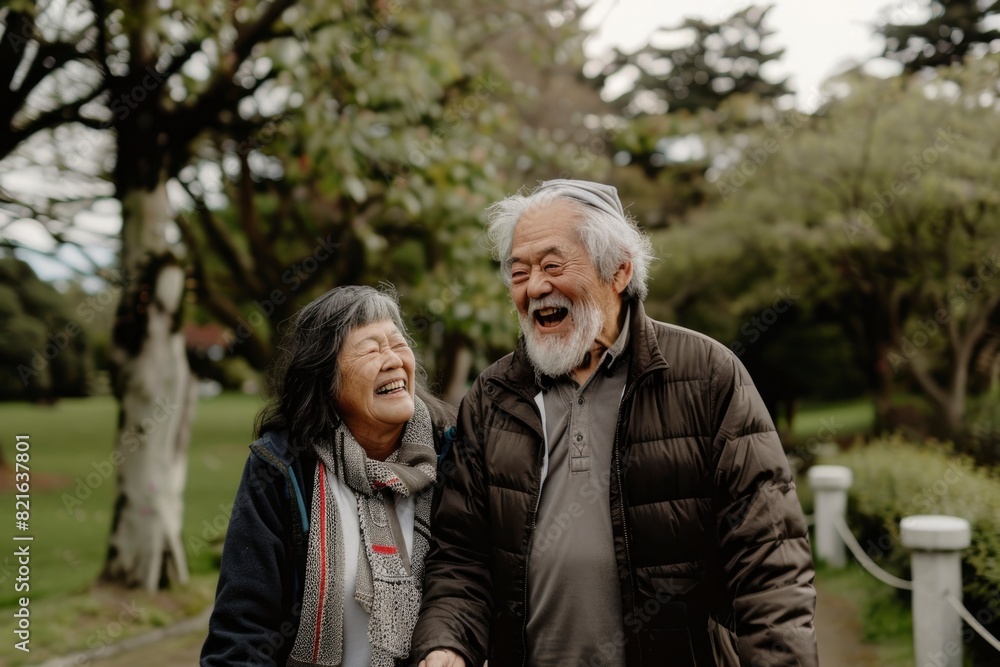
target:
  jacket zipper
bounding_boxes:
[520,427,546,667]
[614,370,657,663]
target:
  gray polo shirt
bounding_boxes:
[526,310,630,667]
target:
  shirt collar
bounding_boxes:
[535,305,631,389]
[602,305,631,369]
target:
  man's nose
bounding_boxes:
[525,268,551,299]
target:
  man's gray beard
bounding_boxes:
[519,295,604,378]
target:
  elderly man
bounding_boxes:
[411,179,818,667]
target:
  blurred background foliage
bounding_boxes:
[0,0,998,448]
[0,0,997,449]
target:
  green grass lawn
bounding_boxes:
[788,397,876,444]
[0,393,262,665]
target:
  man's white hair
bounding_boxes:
[485,183,654,301]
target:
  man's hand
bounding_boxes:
[419,648,466,667]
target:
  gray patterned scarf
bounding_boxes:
[287,397,437,667]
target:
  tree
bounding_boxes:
[583,4,791,228]
[172,0,615,401]
[0,0,612,590]
[590,4,789,116]
[0,256,90,401]
[1,0,494,591]
[881,0,1000,72]
[688,63,1000,438]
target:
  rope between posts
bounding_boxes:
[832,515,914,591]
[946,593,1000,653]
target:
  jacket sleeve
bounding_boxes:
[410,383,493,666]
[711,356,818,667]
[200,451,295,667]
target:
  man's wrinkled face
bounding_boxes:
[508,200,620,377]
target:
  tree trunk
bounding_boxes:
[938,396,965,441]
[443,345,472,408]
[102,182,193,591]
[872,344,895,433]
[438,334,472,407]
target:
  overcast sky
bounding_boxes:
[582,0,921,109]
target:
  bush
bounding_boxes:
[819,435,1000,665]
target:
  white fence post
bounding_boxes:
[900,515,971,667]
[807,465,852,568]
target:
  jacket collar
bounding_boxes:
[625,299,670,381]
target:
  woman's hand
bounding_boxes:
[419,648,466,667]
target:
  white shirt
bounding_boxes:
[325,468,416,667]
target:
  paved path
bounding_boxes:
[815,578,879,666]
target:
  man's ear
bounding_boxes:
[612,261,633,294]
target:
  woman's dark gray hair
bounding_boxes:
[485,185,654,302]
[254,285,445,450]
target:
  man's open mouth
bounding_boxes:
[534,306,568,328]
[375,379,406,396]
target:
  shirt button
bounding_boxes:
[578,397,585,406]
[575,433,583,442]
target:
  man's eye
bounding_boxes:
[544,263,560,272]
[511,271,528,283]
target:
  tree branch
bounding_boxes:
[908,356,950,408]
[0,10,32,94]
[176,210,273,369]
[157,38,203,83]
[176,178,266,296]
[172,0,294,133]
[10,42,91,113]
[90,0,114,84]
[234,150,281,284]
[1,83,105,157]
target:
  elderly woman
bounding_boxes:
[201,285,456,667]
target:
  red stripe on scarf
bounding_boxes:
[372,477,399,489]
[313,462,328,662]
[372,544,397,555]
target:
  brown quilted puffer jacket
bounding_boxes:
[411,301,818,667]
